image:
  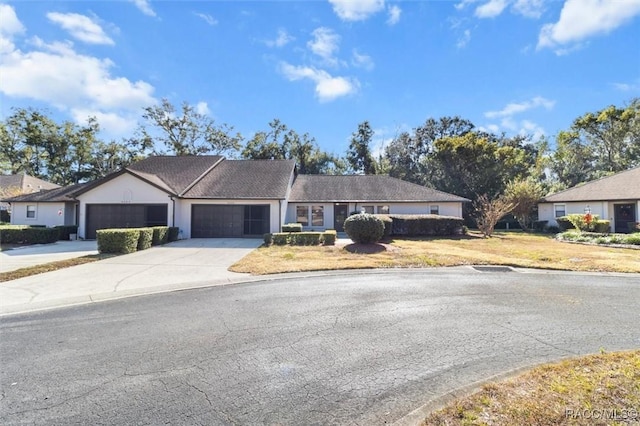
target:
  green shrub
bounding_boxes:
[54,225,78,241]
[322,230,337,246]
[136,228,153,251]
[532,220,548,232]
[272,233,289,245]
[628,222,640,233]
[556,216,574,231]
[269,232,323,246]
[0,225,59,244]
[593,220,610,233]
[282,223,303,233]
[388,214,464,236]
[151,226,169,245]
[624,234,640,245]
[263,233,273,246]
[168,227,179,242]
[373,214,393,238]
[96,229,139,254]
[344,213,384,244]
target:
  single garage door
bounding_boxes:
[191,205,269,238]
[85,204,168,239]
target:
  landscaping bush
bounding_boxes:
[557,231,640,246]
[593,220,610,233]
[556,216,574,231]
[272,233,289,245]
[0,225,59,244]
[628,222,640,233]
[136,228,153,251]
[151,226,169,245]
[373,214,393,238]
[54,225,78,241]
[388,214,464,236]
[263,233,273,246]
[344,213,384,244]
[282,223,303,233]
[322,230,337,246]
[168,227,180,242]
[624,234,640,245]
[96,229,140,254]
[532,220,548,233]
[289,232,322,246]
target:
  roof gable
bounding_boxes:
[0,174,60,192]
[543,167,640,202]
[289,175,470,203]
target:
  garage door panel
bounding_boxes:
[86,204,167,239]
[191,205,269,238]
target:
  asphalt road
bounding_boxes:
[1,268,639,425]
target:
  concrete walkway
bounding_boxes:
[1,240,98,273]
[0,238,261,316]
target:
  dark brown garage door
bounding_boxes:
[85,204,168,239]
[191,205,269,238]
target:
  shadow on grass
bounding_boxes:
[344,243,387,254]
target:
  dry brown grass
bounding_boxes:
[423,350,640,426]
[0,254,114,282]
[229,231,640,275]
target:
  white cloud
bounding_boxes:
[520,119,546,139]
[265,28,294,48]
[307,27,340,66]
[612,81,640,92]
[328,0,385,21]
[387,5,402,25]
[512,0,544,19]
[71,108,138,137]
[130,0,156,17]
[457,29,471,48]
[475,0,508,18]
[351,49,374,71]
[0,10,156,137]
[485,96,555,118]
[46,12,114,45]
[196,101,210,115]
[0,3,25,53]
[279,62,358,102]
[194,12,218,26]
[538,0,640,52]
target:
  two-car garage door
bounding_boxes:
[191,205,270,238]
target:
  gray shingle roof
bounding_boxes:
[0,174,60,192]
[289,175,470,203]
[542,167,640,202]
[182,159,296,199]
[2,183,84,203]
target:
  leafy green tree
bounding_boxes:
[346,121,377,174]
[138,98,242,156]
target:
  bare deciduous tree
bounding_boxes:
[474,194,517,237]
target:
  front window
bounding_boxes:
[430,205,439,215]
[296,206,309,226]
[26,205,36,218]
[362,205,374,214]
[312,206,324,227]
[554,204,566,218]
[377,205,389,214]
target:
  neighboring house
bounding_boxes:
[4,156,469,239]
[3,184,82,228]
[538,167,640,233]
[0,174,60,217]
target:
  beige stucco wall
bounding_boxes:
[10,202,67,228]
[538,200,640,231]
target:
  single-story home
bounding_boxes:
[0,174,60,215]
[538,166,640,233]
[3,156,470,239]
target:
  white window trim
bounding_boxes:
[311,205,324,227]
[26,204,37,219]
[430,205,439,215]
[554,204,566,218]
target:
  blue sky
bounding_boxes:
[1,0,639,157]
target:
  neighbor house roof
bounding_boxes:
[0,174,60,193]
[289,175,470,203]
[2,183,84,203]
[542,167,640,203]
[182,160,296,199]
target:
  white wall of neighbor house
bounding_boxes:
[10,202,68,227]
[76,173,173,238]
[538,201,611,227]
[176,199,281,238]
[285,202,464,230]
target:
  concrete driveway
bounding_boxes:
[0,240,98,273]
[0,238,262,315]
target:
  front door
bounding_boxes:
[334,204,348,232]
[614,204,636,233]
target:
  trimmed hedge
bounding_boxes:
[266,231,327,246]
[0,226,59,244]
[344,214,384,244]
[96,229,140,254]
[282,223,303,233]
[168,227,180,242]
[54,225,78,241]
[151,226,169,245]
[556,216,574,231]
[136,228,154,251]
[373,214,393,238]
[388,214,464,236]
[322,230,337,246]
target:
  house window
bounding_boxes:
[296,206,309,226]
[554,204,566,218]
[312,206,324,227]
[430,205,439,215]
[362,205,374,214]
[377,205,389,214]
[26,205,36,218]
